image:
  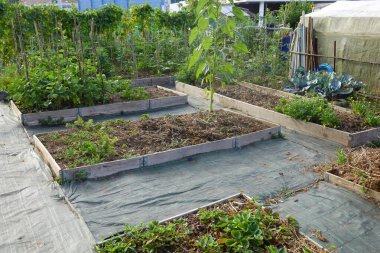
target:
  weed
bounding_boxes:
[369,140,380,148]
[62,117,117,168]
[140,113,150,120]
[72,170,89,182]
[351,98,380,127]
[271,132,285,139]
[53,176,65,185]
[336,148,347,165]
[38,116,65,126]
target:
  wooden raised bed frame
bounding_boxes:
[33,110,280,180]
[324,171,380,202]
[98,193,327,251]
[175,81,380,147]
[10,86,187,126]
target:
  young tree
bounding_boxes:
[188,0,249,112]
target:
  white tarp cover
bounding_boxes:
[305,1,380,95]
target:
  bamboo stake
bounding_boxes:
[10,19,21,76]
[15,10,29,80]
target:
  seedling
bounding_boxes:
[72,170,89,182]
[38,116,65,126]
[140,113,150,120]
[336,148,347,165]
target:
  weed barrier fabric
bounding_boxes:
[61,126,339,241]
[274,182,380,253]
[0,103,95,253]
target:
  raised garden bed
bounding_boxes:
[323,147,380,203]
[175,81,380,147]
[97,193,327,252]
[34,110,280,180]
[10,85,187,126]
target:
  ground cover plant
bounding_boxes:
[38,110,269,169]
[322,146,380,193]
[97,195,327,253]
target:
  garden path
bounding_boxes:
[0,102,95,253]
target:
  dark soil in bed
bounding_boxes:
[39,110,269,169]
[216,85,373,133]
[99,195,326,253]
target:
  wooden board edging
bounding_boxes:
[33,135,61,178]
[324,171,380,202]
[175,81,380,147]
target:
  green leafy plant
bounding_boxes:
[140,113,150,120]
[275,97,341,128]
[336,148,347,165]
[52,117,118,168]
[38,116,64,126]
[188,0,249,112]
[72,170,90,182]
[350,98,380,127]
[278,0,313,29]
[98,197,316,253]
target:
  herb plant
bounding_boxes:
[350,98,380,127]
[275,97,341,128]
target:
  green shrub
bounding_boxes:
[275,97,341,128]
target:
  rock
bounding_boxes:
[0,91,9,101]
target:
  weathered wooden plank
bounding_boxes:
[79,100,149,117]
[236,126,280,148]
[22,108,79,126]
[62,157,142,180]
[144,138,236,167]
[9,100,23,121]
[175,81,378,147]
[324,172,380,202]
[350,128,380,147]
[33,135,61,178]
[149,96,188,110]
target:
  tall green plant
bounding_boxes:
[188,0,249,112]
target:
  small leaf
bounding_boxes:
[201,36,213,51]
[198,16,209,33]
[189,27,199,45]
[231,230,242,239]
[221,19,236,38]
[232,6,246,20]
[233,40,249,53]
[196,63,205,78]
[196,0,208,14]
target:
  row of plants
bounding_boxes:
[4,53,154,112]
[98,195,325,253]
